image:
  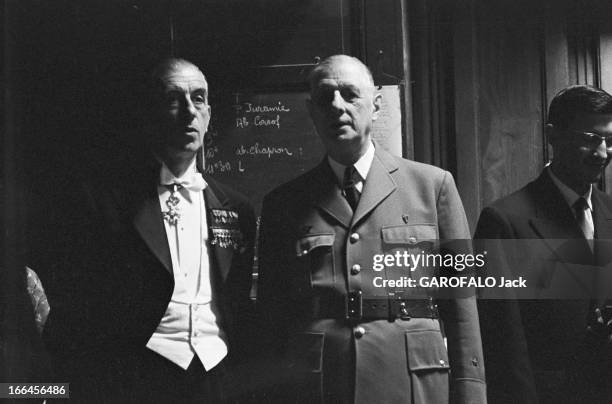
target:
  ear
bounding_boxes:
[204,104,212,131]
[545,123,559,146]
[371,92,382,121]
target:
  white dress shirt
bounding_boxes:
[547,167,594,245]
[328,141,376,192]
[146,158,228,371]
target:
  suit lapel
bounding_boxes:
[593,189,612,239]
[204,181,233,283]
[528,170,593,263]
[131,160,237,283]
[593,189,612,268]
[133,165,173,274]
[312,160,353,229]
[352,147,398,227]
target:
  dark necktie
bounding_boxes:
[343,165,361,211]
[574,197,594,251]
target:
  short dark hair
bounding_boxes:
[547,84,612,129]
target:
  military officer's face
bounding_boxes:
[551,113,612,192]
[307,57,381,165]
[155,64,211,160]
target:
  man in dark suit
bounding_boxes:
[257,54,485,403]
[475,84,612,403]
[43,58,256,403]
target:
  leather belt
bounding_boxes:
[309,293,439,321]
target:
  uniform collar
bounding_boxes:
[327,140,375,186]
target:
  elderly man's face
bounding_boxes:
[307,59,380,164]
[551,113,612,192]
[155,64,210,159]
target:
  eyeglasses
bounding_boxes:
[565,130,612,150]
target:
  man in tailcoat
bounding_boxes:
[475,84,612,403]
[43,58,256,403]
[257,54,486,403]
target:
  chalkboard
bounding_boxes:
[204,87,403,215]
[204,91,323,214]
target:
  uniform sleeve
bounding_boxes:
[435,171,487,403]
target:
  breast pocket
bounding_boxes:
[380,224,440,296]
[382,224,438,266]
[382,224,438,249]
[405,329,450,404]
[296,233,335,287]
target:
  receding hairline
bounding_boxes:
[151,58,207,84]
[308,55,375,90]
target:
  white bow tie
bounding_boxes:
[160,171,207,201]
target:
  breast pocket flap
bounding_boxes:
[296,234,335,257]
[382,225,437,245]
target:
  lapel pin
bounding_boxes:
[402,214,410,224]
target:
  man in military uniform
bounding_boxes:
[257,54,485,403]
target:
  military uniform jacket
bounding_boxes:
[258,146,486,404]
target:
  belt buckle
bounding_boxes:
[398,301,411,320]
[346,291,362,321]
[390,299,411,320]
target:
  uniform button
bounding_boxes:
[353,326,366,338]
[439,359,446,366]
[349,233,360,243]
[408,236,417,244]
[302,249,309,256]
[351,264,361,275]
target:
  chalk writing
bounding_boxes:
[205,146,219,159]
[204,160,232,175]
[236,117,249,128]
[244,102,291,113]
[254,114,280,128]
[235,143,294,158]
[236,114,281,129]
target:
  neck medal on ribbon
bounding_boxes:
[162,185,182,225]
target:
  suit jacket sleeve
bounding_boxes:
[435,172,487,403]
[256,190,293,353]
[474,206,538,404]
[226,190,257,362]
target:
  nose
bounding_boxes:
[330,90,345,113]
[594,138,608,159]
[181,97,197,120]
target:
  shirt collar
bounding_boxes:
[327,141,375,186]
[159,156,199,185]
[547,166,592,211]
